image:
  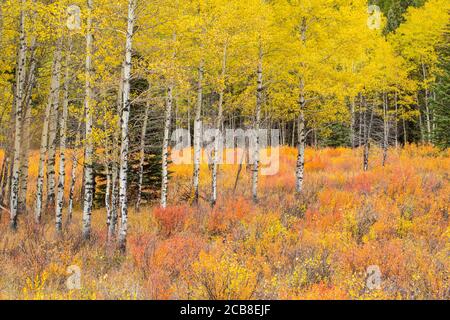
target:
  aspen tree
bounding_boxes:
[118,0,137,252]
[192,61,203,204]
[67,126,81,224]
[46,38,62,210]
[10,0,27,229]
[136,103,150,212]
[82,0,94,240]
[161,86,172,208]
[35,41,62,222]
[252,44,263,202]
[56,37,72,233]
[211,43,226,206]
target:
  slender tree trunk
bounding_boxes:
[10,2,27,230]
[82,0,95,240]
[363,99,375,172]
[382,92,389,167]
[295,112,306,193]
[403,118,407,145]
[35,44,62,222]
[0,154,10,209]
[350,98,356,148]
[0,156,7,195]
[46,38,63,210]
[295,76,306,194]
[5,151,13,207]
[359,94,363,147]
[416,93,424,144]
[18,97,32,213]
[136,102,150,212]
[17,40,37,213]
[104,161,111,230]
[161,86,173,208]
[394,92,398,148]
[118,0,136,252]
[67,126,81,225]
[233,143,247,193]
[251,45,263,203]
[193,60,203,204]
[55,37,72,233]
[108,66,124,241]
[212,44,227,206]
[422,63,431,143]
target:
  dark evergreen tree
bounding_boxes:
[431,30,450,149]
[94,73,166,209]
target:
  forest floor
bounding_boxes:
[0,145,449,299]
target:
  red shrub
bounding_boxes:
[153,206,189,236]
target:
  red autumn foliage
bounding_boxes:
[153,205,189,236]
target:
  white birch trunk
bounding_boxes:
[18,99,31,212]
[295,76,306,194]
[55,38,72,233]
[82,0,95,240]
[363,100,375,172]
[295,112,306,193]
[67,127,80,224]
[105,161,111,229]
[211,44,227,206]
[193,61,203,204]
[17,40,37,213]
[136,103,150,212]
[108,65,124,241]
[118,0,136,252]
[251,46,263,203]
[46,38,63,209]
[350,98,356,148]
[394,92,399,148]
[161,85,173,209]
[35,42,62,222]
[10,2,27,229]
[422,63,431,143]
[382,92,389,167]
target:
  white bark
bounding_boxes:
[35,42,62,222]
[104,162,112,224]
[82,0,94,240]
[295,76,306,194]
[67,127,81,224]
[55,38,72,233]
[350,98,356,148]
[251,46,262,203]
[136,103,150,212]
[394,92,399,148]
[10,2,27,229]
[0,160,7,211]
[46,38,63,209]
[382,92,389,167]
[295,112,306,193]
[193,61,203,204]
[118,0,136,252]
[108,65,124,241]
[422,63,431,142]
[161,86,173,208]
[211,44,227,207]
[17,40,37,213]
[363,100,375,172]
[295,20,308,195]
[18,98,31,212]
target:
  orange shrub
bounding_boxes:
[207,197,252,234]
[153,205,189,237]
